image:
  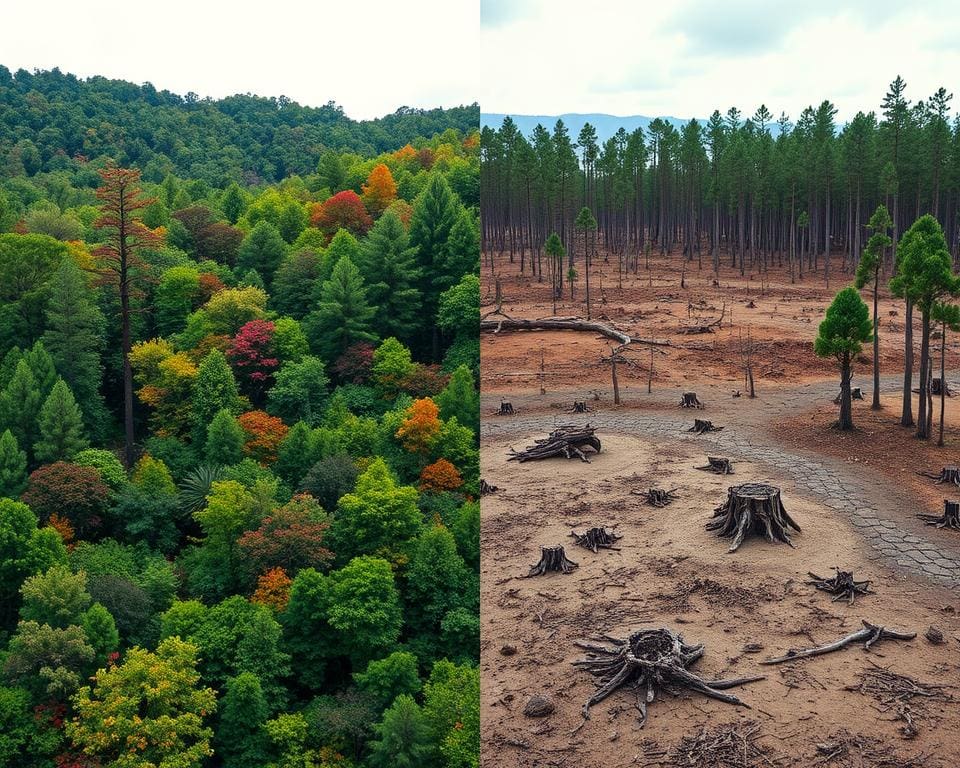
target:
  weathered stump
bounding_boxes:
[932,378,951,396]
[918,499,960,530]
[807,568,873,605]
[479,479,499,495]
[920,466,960,486]
[707,483,801,552]
[688,419,722,434]
[679,392,704,409]
[496,401,516,416]
[696,456,734,475]
[527,545,579,576]
[508,425,602,463]
[570,527,622,553]
[573,628,764,727]
[834,387,863,404]
[571,401,591,413]
[632,487,680,507]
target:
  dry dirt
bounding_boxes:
[480,250,960,767]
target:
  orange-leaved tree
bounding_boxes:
[419,458,462,492]
[362,163,397,216]
[396,397,441,455]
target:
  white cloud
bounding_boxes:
[480,0,960,122]
[3,0,479,120]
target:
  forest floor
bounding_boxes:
[480,249,960,767]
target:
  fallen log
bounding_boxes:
[570,527,622,553]
[807,568,873,605]
[480,317,672,347]
[508,425,602,463]
[527,545,578,576]
[761,620,916,665]
[573,627,764,727]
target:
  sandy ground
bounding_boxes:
[480,432,960,767]
[480,250,960,767]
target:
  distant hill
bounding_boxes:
[481,113,693,142]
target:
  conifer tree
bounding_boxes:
[0,429,27,497]
[814,287,872,430]
[192,349,241,443]
[205,409,245,466]
[305,257,377,363]
[34,379,88,463]
[0,361,42,462]
[358,210,422,342]
[236,221,287,288]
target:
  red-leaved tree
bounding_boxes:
[238,494,333,577]
[228,319,278,402]
[310,190,373,239]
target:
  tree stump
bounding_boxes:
[632,487,680,507]
[479,479,499,495]
[571,401,591,413]
[807,568,873,605]
[918,499,960,530]
[834,387,863,404]
[920,466,960,486]
[688,419,722,434]
[496,401,516,416]
[707,483,801,552]
[570,527,622,553]
[573,627,764,727]
[696,456,734,475]
[932,378,951,396]
[508,425,602,463]
[679,392,704,409]
[527,545,578,576]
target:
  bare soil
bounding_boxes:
[481,250,960,767]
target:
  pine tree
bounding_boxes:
[23,342,57,401]
[367,695,433,768]
[192,349,241,444]
[0,361,42,462]
[42,257,107,437]
[236,220,287,288]
[435,365,479,436]
[34,379,88,463]
[358,210,422,342]
[221,182,247,225]
[215,672,270,768]
[0,429,27,497]
[305,257,377,363]
[815,287,873,430]
[205,409,245,466]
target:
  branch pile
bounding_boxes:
[632,487,680,507]
[807,568,873,605]
[671,722,771,768]
[507,425,601,463]
[570,527,622,553]
[573,627,764,727]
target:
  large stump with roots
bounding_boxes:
[571,401,591,413]
[707,483,801,552]
[688,419,722,434]
[932,378,951,396]
[918,499,960,530]
[570,527,621,553]
[834,387,863,404]
[632,488,680,507]
[527,545,579,576]
[696,456,734,475]
[573,628,764,727]
[496,401,516,415]
[679,392,705,409]
[921,466,960,486]
[807,568,873,605]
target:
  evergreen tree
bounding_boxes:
[814,287,873,430]
[42,257,107,437]
[366,695,433,768]
[435,365,479,436]
[205,409,245,466]
[0,361,42,462]
[192,349,241,442]
[34,379,88,463]
[236,220,287,288]
[0,429,27,498]
[215,672,270,768]
[271,250,321,319]
[221,182,247,225]
[855,205,892,410]
[23,342,58,401]
[358,210,423,342]
[304,257,377,364]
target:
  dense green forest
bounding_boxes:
[481,76,960,284]
[0,70,480,768]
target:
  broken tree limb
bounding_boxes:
[507,425,601,463]
[706,483,800,552]
[527,545,578,576]
[807,568,873,605]
[761,620,916,665]
[572,627,764,728]
[570,527,622,553]
[480,317,672,347]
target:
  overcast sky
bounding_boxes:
[3,0,478,120]
[481,0,960,122]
